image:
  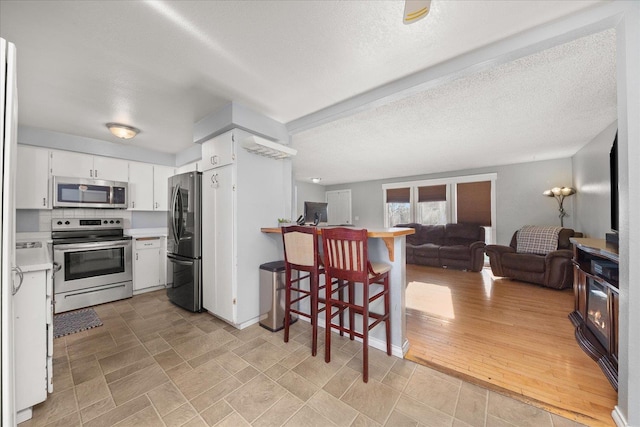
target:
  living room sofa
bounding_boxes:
[485,227,581,290]
[397,223,486,272]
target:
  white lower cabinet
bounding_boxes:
[15,268,53,423]
[133,237,166,293]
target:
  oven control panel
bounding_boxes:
[52,218,124,231]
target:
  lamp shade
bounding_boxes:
[107,123,140,139]
[403,0,431,24]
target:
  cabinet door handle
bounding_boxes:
[90,169,93,177]
[132,201,135,209]
[42,197,46,206]
[211,155,218,165]
[95,169,98,178]
[155,202,158,209]
[136,253,139,261]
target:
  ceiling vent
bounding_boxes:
[240,135,297,159]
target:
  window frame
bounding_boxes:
[382,173,497,243]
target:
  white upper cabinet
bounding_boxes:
[176,160,202,174]
[128,161,154,211]
[16,145,50,209]
[50,150,128,181]
[93,156,129,181]
[201,131,235,171]
[50,150,93,179]
[153,165,175,211]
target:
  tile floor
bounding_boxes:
[20,290,587,427]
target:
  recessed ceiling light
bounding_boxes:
[311,178,321,184]
[106,123,140,140]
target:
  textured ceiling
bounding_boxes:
[292,29,617,184]
[0,0,614,184]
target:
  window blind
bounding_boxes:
[418,185,446,202]
[457,181,491,225]
[386,188,410,203]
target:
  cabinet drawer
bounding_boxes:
[135,237,161,250]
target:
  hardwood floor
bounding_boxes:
[404,264,618,427]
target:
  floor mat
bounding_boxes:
[53,308,103,338]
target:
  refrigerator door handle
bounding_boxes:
[176,187,184,240]
[170,185,180,244]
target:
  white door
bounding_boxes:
[133,239,161,291]
[1,37,18,427]
[201,131,235,171]
[16,145,49,209]
[326,189,352,225]
[153,165,176,211]
[50,150,94,179]
[93,156,128,181]
[202,166,235,323]
[128,162,154,210]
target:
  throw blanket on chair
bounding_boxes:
[516,225,563,255]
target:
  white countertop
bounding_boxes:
[125,228,168,238]
[16,232,52,243]
[15,243,53,272]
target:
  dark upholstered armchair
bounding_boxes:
[485,227,581,290]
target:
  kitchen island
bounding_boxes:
[261,226,414,357]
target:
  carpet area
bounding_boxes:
[53,308,103,338]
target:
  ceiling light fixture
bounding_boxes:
[311,178,322,184]
[106,123,140,140]
[403,0,431,24]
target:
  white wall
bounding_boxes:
[325,157,573,245]
[294,180,326,221]
[572,121,618,238]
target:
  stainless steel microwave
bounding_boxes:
[53,176,128,209]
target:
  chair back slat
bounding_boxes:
[322,227,369,282]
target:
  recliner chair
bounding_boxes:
[485,227,581,290]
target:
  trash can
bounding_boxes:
[259,261,298,332]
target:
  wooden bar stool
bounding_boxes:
[321,227,391,382]
[282,225,342,356]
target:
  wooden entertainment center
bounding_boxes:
[569,237,619,390]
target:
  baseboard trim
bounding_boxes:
[612,406,628,427]
[293,315,404,358]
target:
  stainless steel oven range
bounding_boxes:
[52,218,132,313]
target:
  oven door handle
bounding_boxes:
[53,240,131,251]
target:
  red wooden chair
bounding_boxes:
[282,225,342,356]
[321,227,391,382]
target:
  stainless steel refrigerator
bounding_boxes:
[167,171,202,312]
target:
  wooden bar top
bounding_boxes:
[261,226,414,262]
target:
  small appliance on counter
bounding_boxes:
[51,218,132,313]
[167,171,202,312]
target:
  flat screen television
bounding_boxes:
[610,132,618,232]
[304,201,328,225]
